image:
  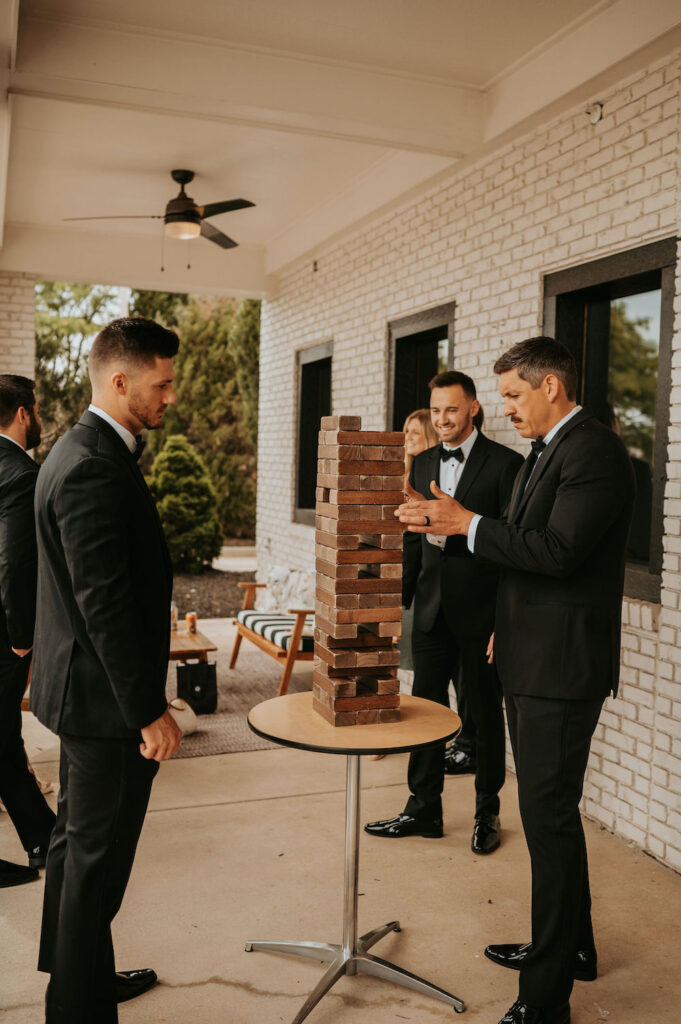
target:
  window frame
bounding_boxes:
[543,238,677,604]
[293,339,333,527]
[387,302,456,430]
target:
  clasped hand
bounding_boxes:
[396,481,475,535]
[140,709,182,762]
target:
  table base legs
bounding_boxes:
[245,919,465,1023]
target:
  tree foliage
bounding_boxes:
[34,282,119,459]
[148,434,222,573]
[608,301,658,463]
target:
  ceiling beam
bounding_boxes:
[11,15,484,158]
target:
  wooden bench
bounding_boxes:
[229,581,314,696]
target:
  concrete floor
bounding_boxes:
[2,718,680,1024]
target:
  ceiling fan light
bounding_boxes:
[165,219,201,240]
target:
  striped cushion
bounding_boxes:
[237,610,315,652]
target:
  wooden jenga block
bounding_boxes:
[357,709,379,724]
[329,489,404,505]
[317,474,362,489]
[316,575,402,595]
[382,446,405,461]
[335,431,404,445]
[318,444,363,460]
[320,416,362,430]
[313,669,358,697]
[319,460,403,476]
[314,600,402,625]
[315,545,402,565]
[317,517,404,533]
[312,695,358,726]
[378,708,401,723]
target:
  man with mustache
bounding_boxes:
[0,375,56,887]
[30,318,183,1023]
[397,337,634,1024]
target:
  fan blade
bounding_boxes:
[63,215,163,221]
[200,220,238,249]
[199,198,254,219]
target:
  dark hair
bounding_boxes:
[428,369,477,399]
[0,374,36,428]
[493,336,578,401]
[89,317,179,378]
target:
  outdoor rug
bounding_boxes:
[168,619,312,759]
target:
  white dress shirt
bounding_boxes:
[467,406,582,552]
[427,427,478,549]
[88,404,137,454]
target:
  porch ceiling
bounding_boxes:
[1,0,680,297]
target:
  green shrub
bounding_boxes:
[149,435,223,573]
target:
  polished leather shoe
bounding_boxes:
[115,968,158,1003]
[0,858,39,888]
[471,814,500,854]
[498,999,570,1024]
[28,845,48,869]
[485,942,597,982]
[364,813,443,838]
[444,747,476,775]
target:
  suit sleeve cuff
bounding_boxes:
[467,514,482,552]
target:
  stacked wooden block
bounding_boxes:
[313,415,405,726]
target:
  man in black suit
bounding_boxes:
[365,371,522,853]
[30,318,183,1024]
[0,375,56,888]
[397,338,634,1024]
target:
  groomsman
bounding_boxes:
[366,370,521,853]
[0,375,55,887]
[397,337,634,1024]
[30,318,183,1023]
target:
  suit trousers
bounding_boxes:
[0,649,55,851]
[505,692,602,1008]
[405,611,505,821]
[38,734,158,1024]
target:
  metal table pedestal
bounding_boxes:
[246,754,465,1023]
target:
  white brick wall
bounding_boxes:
[258,52,681,870]
[0,272,37,377]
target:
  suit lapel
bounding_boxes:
[453,433,488,505]
[420,445,440,497]
[513,408,593,522]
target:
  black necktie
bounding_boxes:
[440,445,464,463]
[133,436,146,462]
[524,435,546,480]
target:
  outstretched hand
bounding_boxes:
[396,480,475,536]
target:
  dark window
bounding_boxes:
[544,239,676,602]
[295,342,332,525]
[388,303,455,429]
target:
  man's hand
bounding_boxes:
[140,709,182,762]
[487,633,494,665]
[12,646,32,658]
[396,481,475,536]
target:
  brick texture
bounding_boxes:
[257,53,681,870]
[0,272,37,377]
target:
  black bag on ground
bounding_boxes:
[176,661,218,714]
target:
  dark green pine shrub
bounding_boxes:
[149,435,223,573]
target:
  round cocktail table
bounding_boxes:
[246,691,464,1023]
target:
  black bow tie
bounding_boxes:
[530,436,546,455]
[440,445,464,463]
[133,436,146,462]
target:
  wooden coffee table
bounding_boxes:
[246,691,465,1023]
[169,628,217,663]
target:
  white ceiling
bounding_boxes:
[1,0,680,297]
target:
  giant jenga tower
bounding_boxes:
[313,415,405,726]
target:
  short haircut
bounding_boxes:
[493,336,578,401]
[0,374,36,428]
[428,369,477,400]
[89,317,179,379]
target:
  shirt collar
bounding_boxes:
[541,406,582,447]
[0,432,26,452]
[88,404,137,454]
[442,426,478,461]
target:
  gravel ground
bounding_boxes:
[173,568,255,618]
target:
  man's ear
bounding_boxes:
[111,371,127,395]
[544,374,561,403]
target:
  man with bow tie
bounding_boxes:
[30,317,183,1024]
[397,338,634,1024]
[365,370,522,853]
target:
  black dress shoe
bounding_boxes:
[471,814,500,854]
[0,858,39,888]
[364,813,443,838]
[444,748,476,775]
[28,845,49,869]
[115,968,158,1003]
[498,999,570,1024]
[485,942,597,982]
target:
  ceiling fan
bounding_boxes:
[63,169,254,249]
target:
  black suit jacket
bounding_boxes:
[475,409,635,701]
[30,411,173,738]
[403,433,523,639]
[0,437,39,653]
